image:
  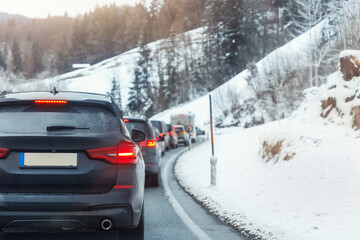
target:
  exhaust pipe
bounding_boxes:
[101,219,113,230]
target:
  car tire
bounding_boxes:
[121,206,144,240]
[151,173,159,187]
[192,139,196,143]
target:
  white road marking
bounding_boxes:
[162,148,212,240]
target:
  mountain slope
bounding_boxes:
[12,28,204,110]
[0,12,28,23]
[151,21,328,128]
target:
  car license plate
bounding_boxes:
[20,153,77,168]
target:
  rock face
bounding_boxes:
[340,52,360,81]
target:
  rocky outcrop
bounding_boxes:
[340,51,360,81]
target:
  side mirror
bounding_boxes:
[131,129,145,142]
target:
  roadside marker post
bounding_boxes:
[209,94,217,186]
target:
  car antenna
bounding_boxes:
[50,87,59,95]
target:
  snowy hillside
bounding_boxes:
[152,20,328,128]
[11,27,204,110]
[175,50,360,240]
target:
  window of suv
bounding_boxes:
[151,121,162,132]
[0,104,118,134]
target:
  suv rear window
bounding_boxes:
[125,121,147,136]
[0,104,118,134]
[151,121,162,132]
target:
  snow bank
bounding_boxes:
[339,49,360,59]
[175,53,360,239]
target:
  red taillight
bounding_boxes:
[139,139,156,148]
[0,148,9,159]
[86,140,138,165]
[170,130,173,135]
[156,136,159,141]
[183,131,186,135]
[86,146,117,164]
[174,126,177,129]
[35,100,67,104]
[124,119,129,122]
[180,114,184,116]
[174,133,177,136]
[160,133,164,137]
[147,140,156,147]
[117,140,138,164]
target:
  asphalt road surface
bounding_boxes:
[0,138,248,240]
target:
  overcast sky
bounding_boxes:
[0,0,139,18]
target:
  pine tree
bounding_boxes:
[110,71,122,111]
[220,0,245,79]
[127,8,154,117]
[0,47,7,71]
[164,30,179,107]
[71,18,89,64]
[32,40,43,75]
[127,66,147,115]
[202,0,225,88]
[11,37,22,74]
[55,35,71,74]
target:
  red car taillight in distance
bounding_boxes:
[183,131,186,135]
[170,130,173,135]
[0,148,9,159]
[34,100,67,104]
[86,140,138,165]
[123,119,129,123]
[139,139,156,148]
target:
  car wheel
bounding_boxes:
[151,173,159,187]
[192,139,196,143]
[121,206,144,240]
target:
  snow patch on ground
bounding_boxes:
[175,56,360,239]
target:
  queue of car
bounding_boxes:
[0,90,205,239]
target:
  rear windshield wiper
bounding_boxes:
[46,126,90,132]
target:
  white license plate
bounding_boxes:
[20,153,77,168]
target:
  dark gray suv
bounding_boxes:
[124,117,161,187]
[0,91,145,238]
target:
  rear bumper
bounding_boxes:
[0,187,143,232]
[1,206,131,233]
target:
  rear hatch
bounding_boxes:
[0,102,121,194]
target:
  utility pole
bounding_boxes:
[209,94,217,186]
